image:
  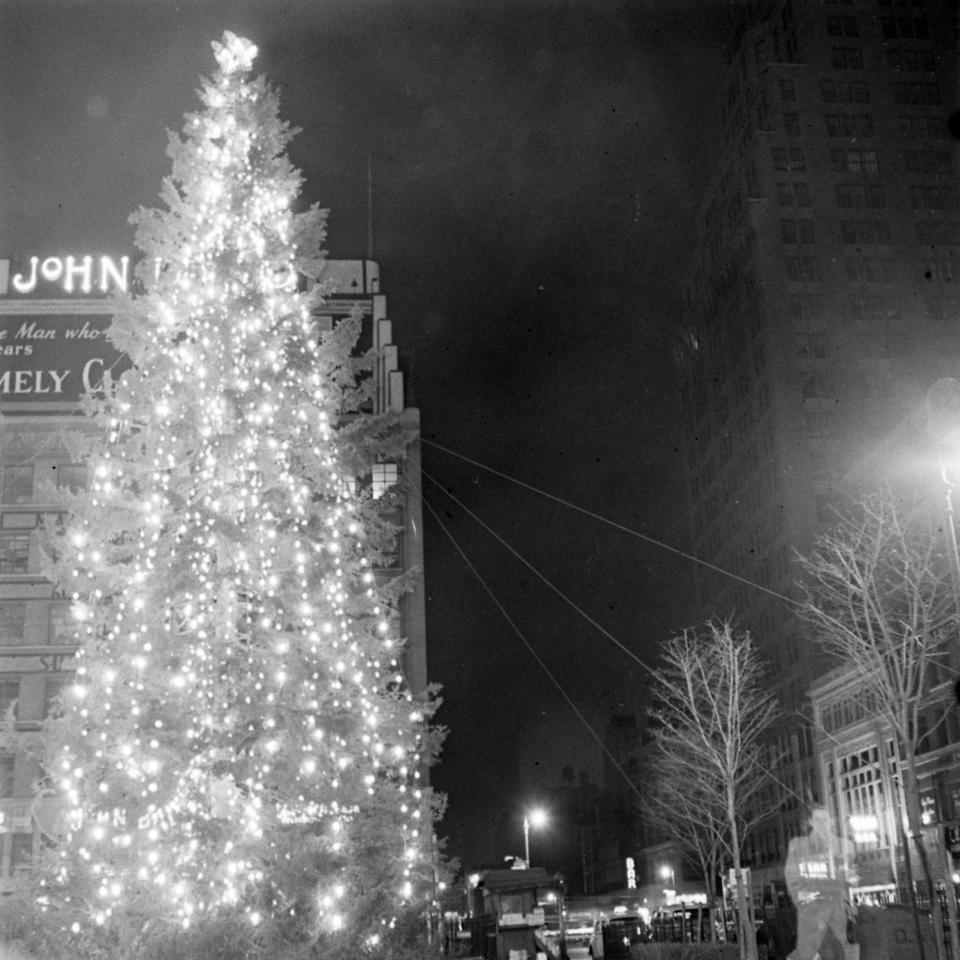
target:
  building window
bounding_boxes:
[779,78,796,101]
[825,113,874,137]
[893,82,941,105]
[880,15,929,39]
[43,676,69,719]
[831,46,863,69]
[777,182,811,207]
[782,219,816,244]
[899,115,948,139]
[886,47,936,72]
[839,220,890,244]
[0,677,19,718]
[921,253,958,283]
[783,113,801,137]
[50,462,87,492]
[0,602,26,646]
[796,333,828,359]
[0,754,13,797]
[820,79,869,103]
[902,150,954,175]
[836,183,885,208]
[788,294,826,324]
[910,184,960,209]
[830,148,879,176]
[1,466,33,504]
[371,461,399,500]
[773,146,806,171]
[786,257,821,281]
[915,221,960,244]
[0,533,30,574]
[9,832,33,873]
[827,14,858,36]
[48,602,74,645]
[845,257,897,282]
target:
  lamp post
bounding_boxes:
[523,808,548,866]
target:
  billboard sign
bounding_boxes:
[0,255,131,410]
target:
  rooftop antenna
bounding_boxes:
[366,151,374,262]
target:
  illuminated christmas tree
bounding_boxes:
[24,32,442,959]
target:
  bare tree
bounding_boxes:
[650,621,778,960]
[799,487,959,960]
[641,746,727,940]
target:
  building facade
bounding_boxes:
[675,0,960,896]
[0,254,428,890]
[810,660,960,908]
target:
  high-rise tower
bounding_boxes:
[677,0,960,895]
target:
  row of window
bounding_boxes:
[780,182,960,210]
[818,79,942,106]
[0,601,73,647]
[825,13,931,40]
[1,463,86,504]
[787,254,959,284]
[784,217,960,247]
[775,145,952,178]
[0,673,68,722]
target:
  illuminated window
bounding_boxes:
[0,602,26,646]
[1,466,33,504]
[830,149,879,176]
[0,533,30,574]
[371,462,399,500]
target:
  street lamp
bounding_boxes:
[523,808,548,866]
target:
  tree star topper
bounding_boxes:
[212,31,258,75]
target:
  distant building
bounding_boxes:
[0,255,428,889]
[676,0,960,898]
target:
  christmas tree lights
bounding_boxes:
[29,31,441,955]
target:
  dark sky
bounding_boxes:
[0,0,728,872]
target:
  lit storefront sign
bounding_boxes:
[0,255,130,407]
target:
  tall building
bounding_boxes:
[675,0,960,897]
[0,254,428,891]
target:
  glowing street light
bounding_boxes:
[523,808,548,866]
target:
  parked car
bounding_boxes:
[588,913,649,958]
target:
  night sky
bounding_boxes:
[0,0,728,873]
